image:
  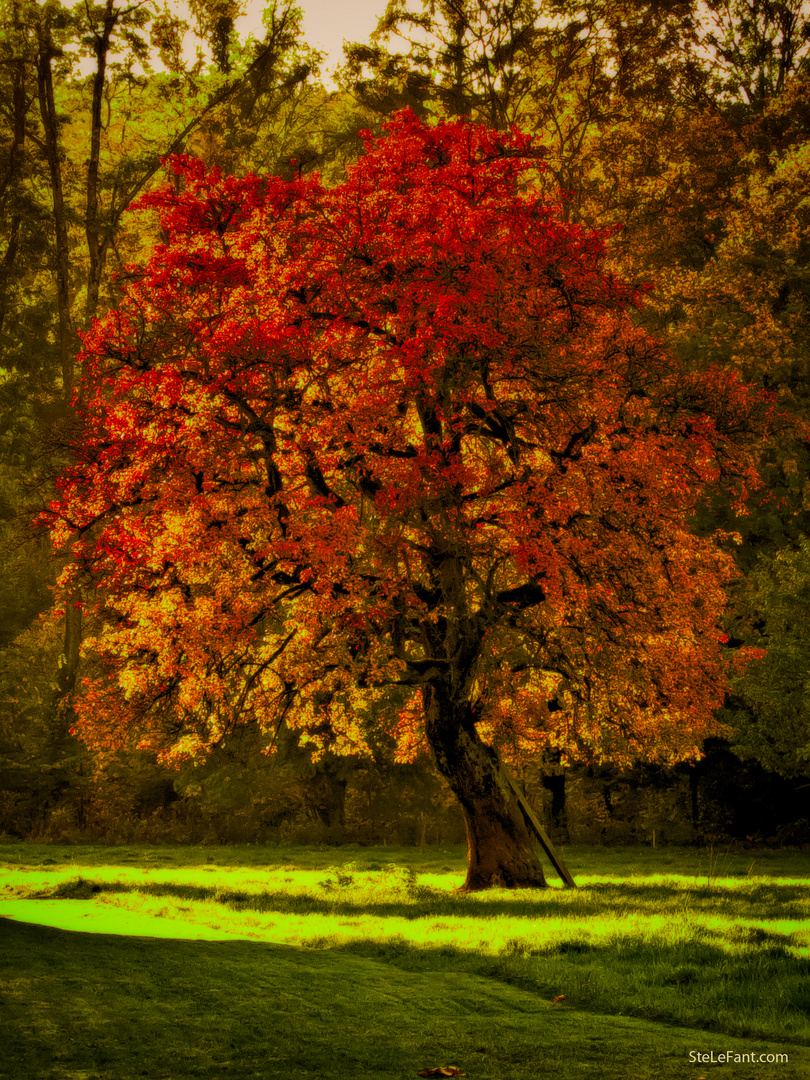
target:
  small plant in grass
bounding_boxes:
[381,863,419,894]
[318,862,359,891]
[503,938,543,959]
[699,841,734,885]
[32,877,102,899]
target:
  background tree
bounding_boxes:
[0,0,327,834]
[724,536,810,775]
[341,0,548,126]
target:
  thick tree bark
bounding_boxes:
[423,686,547,891]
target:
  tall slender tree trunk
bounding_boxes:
[449,16,471,118]
[0,215,20,337]
[37,14,83,707]
[423,685,547,891]
[0,37,26,338]
[36,28,73,397]
[84,1,116,326]
[56,595,82,700]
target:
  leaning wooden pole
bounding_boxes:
[500,762,576,888]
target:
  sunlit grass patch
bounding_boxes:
[32,864,809,970]
[2,844,809,1049]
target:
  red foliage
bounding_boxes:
[48,110,771,772]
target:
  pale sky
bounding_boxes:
[236,0,389,75]
[74,1,395,85]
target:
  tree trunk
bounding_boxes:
[303,760,347,829]
[543,770,569,840]
[59,593,82,697]
[0,39,26,339]
[84,1,117,327]
[52,590,82,709]
[423,686,547,891]
[36,28,74,397]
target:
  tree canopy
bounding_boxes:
[46,111,773,886]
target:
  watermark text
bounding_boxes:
[689,1050,788,1065]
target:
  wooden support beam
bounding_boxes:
[501,762,576,888]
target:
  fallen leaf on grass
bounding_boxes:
[417,1068,468,1077]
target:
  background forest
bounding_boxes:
[1,0,810,849]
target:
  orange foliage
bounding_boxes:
[47,111,772,771]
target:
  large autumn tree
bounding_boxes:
[48,112,771,889]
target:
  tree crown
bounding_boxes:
[48,109,772,770]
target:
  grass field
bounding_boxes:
[1,842,808,1079]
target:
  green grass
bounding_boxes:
[1,843,809,1079]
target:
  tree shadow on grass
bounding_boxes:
[51,876,809,922]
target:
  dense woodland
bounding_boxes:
[1,0,810,849]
